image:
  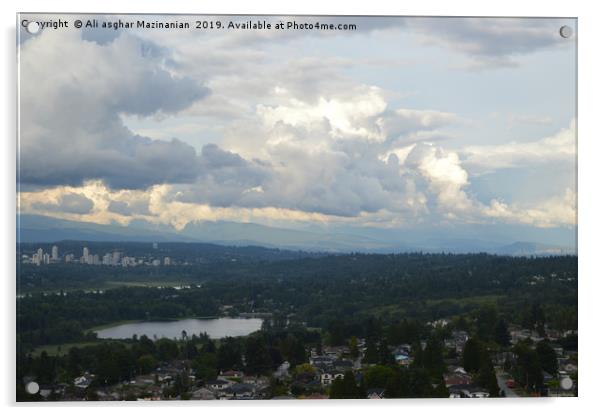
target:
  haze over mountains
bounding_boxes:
[17,214,576,256]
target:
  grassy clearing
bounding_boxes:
[31,342,102,357]
[424,294,504,307]
[104,280,195,288]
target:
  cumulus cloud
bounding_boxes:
[483,188,576,228]
[461,119,576,173]
[405,143,476,216]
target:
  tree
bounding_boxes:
[156,338,179,361]
[536,341,559,375]
[244,335,273,375]
[217,337,243,371]
[182,341,199,360]
[476,357,499,397]
[363,338,379,364]
[423,337,445,377]
[411,341,424,369]
[513,342,543,392]
[349,336,359,359]
[378,339,395,366]
[363,365,395,389]
[462,338,483,373]
[476,304,499,341]
[433,376,449,398]
[137,354,157,374]
[292,363,316,377]
[494,319,511,347]
[330,370,364,399]
[191,352,217,382]
[408,368,434,397]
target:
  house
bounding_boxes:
[551,344,564,356]
[207,379,230,390]
[444,373,472,388]
[394,353,411,366]
[323,346,350,358]
[428,319,450,328]
[190,387,216,400]
[392,344,412,354]
[333,359,354,371]
[446,331,469,353]
[449,384,489,398]
[274,361,291,379]
[464,385,490,398]
[449,391,463,398]
[447,365,468,375]
[366,388,385,399]
[448,384,490,398]
[320,371,345,386]
[74,374,94,389]
[219,370,243,379]
[309,355,335,367]
[221,383,255,399]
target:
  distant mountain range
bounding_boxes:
[17,214,576,256]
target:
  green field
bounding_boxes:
[31,341,104,357]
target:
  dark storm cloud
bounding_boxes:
[19,30,210,190]
[406,17,574,66]
[171,144,273,208]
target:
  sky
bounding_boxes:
[17,15,577,246]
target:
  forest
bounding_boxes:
[17,250,577,348]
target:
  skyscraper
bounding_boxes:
[83,247,89,264]
[112,251,121,266]
[51,245,58,261]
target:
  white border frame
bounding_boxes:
[2,2,599,415]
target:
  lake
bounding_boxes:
[95,317,263,340]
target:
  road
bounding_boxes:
[496,372,519,397]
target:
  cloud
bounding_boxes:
[107,199,150,216]
[461,120,576,173]
[17,16,576,234]
[407,18,575,68]
[405,143,475,216]
[32,192,95,215]
[19,29,209,189]
[483,188,576,228]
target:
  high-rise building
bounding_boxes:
[51,245,58,261]
[83,247,89,263]
[164,257,171,266]
[112,251,121,266]
[37,248,43,262]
